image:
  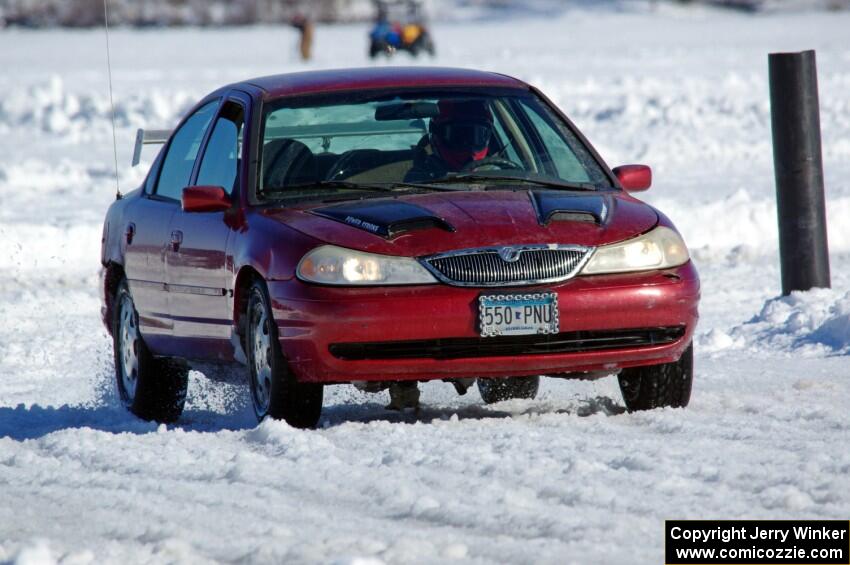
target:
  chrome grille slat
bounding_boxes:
[424,245,592,287]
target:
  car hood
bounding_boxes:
[261,189,658,257]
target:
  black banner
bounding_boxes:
[666,520,849,564]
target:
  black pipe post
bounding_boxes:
[769,49,830,296]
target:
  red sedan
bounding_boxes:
[100,67,699,427]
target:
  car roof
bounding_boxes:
[241,67,529,99]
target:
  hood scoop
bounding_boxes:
[310,200,455,239]
[530,190,610,225]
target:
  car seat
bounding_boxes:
[262,138,318,190]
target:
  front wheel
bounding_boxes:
[113,279,187,423]
[369,40,386,59]
[617,343,693,411]
[477,376,539,404]
[246,280,323,428]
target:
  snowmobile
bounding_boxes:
[369,0,435,58]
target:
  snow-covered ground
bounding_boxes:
[2,6,850,564]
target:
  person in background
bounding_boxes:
[290,13,313,61]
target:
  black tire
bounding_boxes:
[245,280,323,428]
[477,376,540,404]
[422,35,435,57]
[617,343,693,411]
[113,279,187,423]
[369,41,384,59]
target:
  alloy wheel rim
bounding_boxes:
[118,294,139,401]
[250,300,272,415]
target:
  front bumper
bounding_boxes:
[268,261,700,383]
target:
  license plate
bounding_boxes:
[478,293,559,337]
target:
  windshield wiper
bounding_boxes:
[274,180,396,193]
[421,173,597,192]
[266,179,464,196]
[386,181,466,192]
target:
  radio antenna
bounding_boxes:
[103,0,121,199]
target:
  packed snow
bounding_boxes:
[1,5,850,564]
[701,288,850,355]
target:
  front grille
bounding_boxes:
[422,246,591,287]
[329,326,686,361]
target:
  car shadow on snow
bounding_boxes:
[0,403,160,440]
[0,364,258,440]
[0,363,626,440]
[320,400,515,426]
[0,399,271,440]
[318,394,627,428]
[0,401,265,441]
[0,395,626,440]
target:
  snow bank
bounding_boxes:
[3,540,93,565]
[0,75,195,139]
[0,223,103,277]
[8,541,56,565]
[6,71,849,169]
[0,157,145,280]
[700,288,850,354]
[650,191,850,260]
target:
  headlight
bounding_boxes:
[580,226,689,275]
[297,245,438,286]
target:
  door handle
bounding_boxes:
[125,223,135,245]
[170,230,183,252]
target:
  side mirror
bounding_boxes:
[613,164,652,192]
[182,185,231,213]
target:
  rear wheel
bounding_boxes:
[419,34,435,57]
[246,280,323,428]
[113,279,187,423]
[477,376,539,404]
[617,343,693,411]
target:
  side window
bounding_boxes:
[196,102,244,195]
[155,100,218,200]
[143,148,164,193]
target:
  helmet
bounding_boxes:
[430,99,493,170]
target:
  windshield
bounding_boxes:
[258,89,613,200]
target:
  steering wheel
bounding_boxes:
[462,156,523,172]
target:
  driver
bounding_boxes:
[405,99,493,182]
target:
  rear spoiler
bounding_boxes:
[131,128,170,166]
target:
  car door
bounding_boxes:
[134,98,219,355]
[164,96,247,360]
[122,150,176,343]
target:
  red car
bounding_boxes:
[101,67,699,427]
